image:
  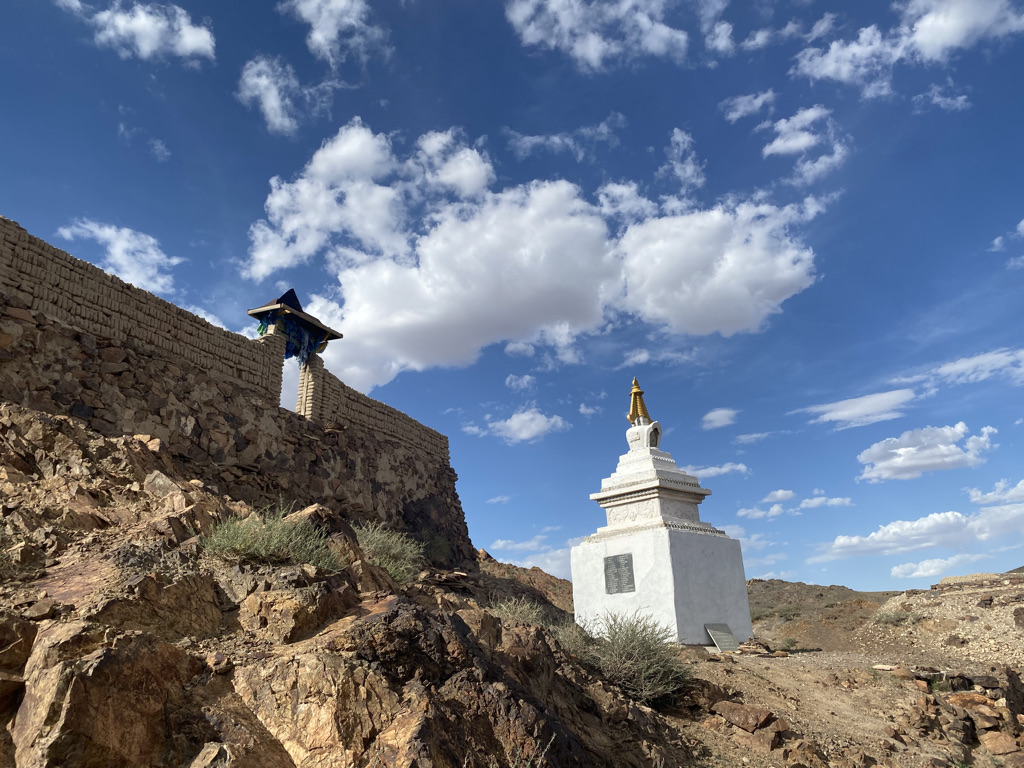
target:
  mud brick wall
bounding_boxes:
[0,216,473,568]
[0,217,283,403]
[298,355,449,460]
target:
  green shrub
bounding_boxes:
[874,612,908,626]
[202,509,340,571]
[778,637,797,651]
[353,522,424,584]
[552,620,593,659]
[588,612,691,706]
[776,604,802,620]
[491,597,552,626]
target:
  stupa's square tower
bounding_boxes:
[570,379,753,646]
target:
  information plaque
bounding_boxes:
[604,553,635,594]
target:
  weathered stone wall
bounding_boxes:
[0,216,473,567]
[297,355,449,459]
[0,216,284,404]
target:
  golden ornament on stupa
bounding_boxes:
[627,377,651,425]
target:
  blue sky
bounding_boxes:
[3,0,1023,590]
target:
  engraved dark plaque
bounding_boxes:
[604,553,635,594]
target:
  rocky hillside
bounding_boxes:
[2,399,1024,767]
[0,402,702,767]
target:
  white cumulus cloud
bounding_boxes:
[719,89,776,123]
[490,534,549,551]
[681,462,749,478]
[762,105,831,157]
[702,407,738,430]
[809,503,1024,562]
[793,0,1024,97]
[237,56,303,136]
[890,553,992,579]
[967,478,1024,505]
[857,422,997,482]
[245,119,823,391]
[913,79,971,112]
[278,0,389,66]
[505,0,689,71]
[89,2,215,62]
[467,407,571,444]
[799,496,852,508]
[762,489,795,503]
[505,374,536,390]
[57,218,182,294]
[737,503,784,519]
[659,129,705,191]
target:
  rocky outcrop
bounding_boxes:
[0,402,704,767]
[0,283,474,569]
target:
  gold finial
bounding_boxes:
[627,377,652,425]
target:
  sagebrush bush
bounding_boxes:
[202,509,340,571]
[874,612,908,626]
[552,620,592,659]
[587,612,691,706]
[352,522,424,584]
[490,596,552,626]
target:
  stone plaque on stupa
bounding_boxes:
[570,379,753,645]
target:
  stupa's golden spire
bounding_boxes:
[627,377,652,425]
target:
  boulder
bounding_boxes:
[0,612,38,670]
[979,730,1019,755]
[239,583,359,643]
[86,573,223,640]
[710,700,773,733]
[12,621,204,767]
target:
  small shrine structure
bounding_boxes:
[247,289,342,366]
[570,379,753,647]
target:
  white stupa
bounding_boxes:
[570,378,753,646]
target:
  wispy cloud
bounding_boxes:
[792,388,916,429]
[702,407,738,430]
[719,89,776,123]
[507,113,626,162]
[681,462,749,478]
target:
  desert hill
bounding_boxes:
[2,401,1024,765]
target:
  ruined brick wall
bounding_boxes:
[297,356,449,460]
[0,216,473,567]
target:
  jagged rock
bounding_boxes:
[0,612,38,670]
[86,573,223,640]
[233,598,693,768]
[7,542,45,567]
[978,730,1019,755]
[972,712,1000,729]
[12,621,205,767]
[0,670,24,714]
[189,743,230,768]
[347,559,398,594]
[731,726,778,751]
[1014,606,1024,629]
[22,599,57,621]
[711,700,773,732]
[947,692,991,709]
[239,582,359,643]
